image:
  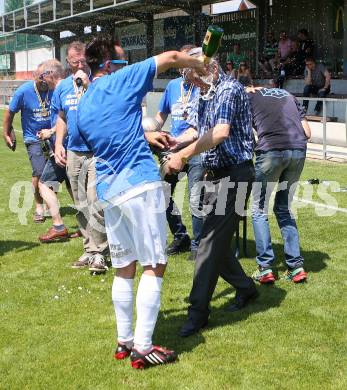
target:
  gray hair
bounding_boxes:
[41,59,66,80]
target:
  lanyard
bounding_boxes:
[33,82,49,117]
[181,82,194,106]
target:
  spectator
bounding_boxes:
[227,43,246,70]
[298,29,314,58]
[225,60,237,78]
[259,31,278,76]
[303,57,331,115]
[278,31,292,61]
[284,40,305,76]
[237,62,253,86]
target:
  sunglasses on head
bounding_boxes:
[38,71,53,80]
[99,59,128,68]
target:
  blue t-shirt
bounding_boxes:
[77,57,160,201]
[52,76,90,152]
[159,77,198,137]
[9,81,53,144]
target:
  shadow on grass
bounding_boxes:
[60,206,77,217]
[157,284,286,354]
[0,240,40,256]
[238,239,330,274]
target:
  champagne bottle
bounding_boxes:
[202,25,224,63]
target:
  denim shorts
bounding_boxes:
[25,142,47,177]
[40,157,70,190]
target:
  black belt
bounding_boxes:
[205,160,253,180]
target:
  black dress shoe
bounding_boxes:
[179,318,208,337]
[167,235,191,256]
[227,288,259,312]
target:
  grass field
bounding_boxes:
[0,110,346,390]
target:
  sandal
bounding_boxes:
[33,212,45,224]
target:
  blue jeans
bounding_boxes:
[251,149,306,270]
[166,155,205,250]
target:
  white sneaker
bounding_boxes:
[89,253,108,274]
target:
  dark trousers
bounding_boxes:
[188,161,256,324]
[303,85,330,112]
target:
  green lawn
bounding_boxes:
[0,111,346,389]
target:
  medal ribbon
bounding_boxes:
[34,81,49,117]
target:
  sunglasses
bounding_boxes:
[99,59,128,68]
[38,71,53,80]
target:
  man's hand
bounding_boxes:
[74,70,90,89]
[318,87,326,93]
[165,152,186,175]
[55,143,67,167]
[4,130,16,151]
[37,129,53,140]
[145,131,173,150]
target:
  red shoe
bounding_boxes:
[39,226,69,243]
[252,268,276,284]
[287,267,307,283]
[285,267,308,283]
[114,343,131,360]
[130,346,178,369]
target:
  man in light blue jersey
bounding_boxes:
[155,44,205,261]
[3,62,56,223]
[77,36,205,369]
[54,41,108,274]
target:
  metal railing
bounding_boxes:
[296,96,347,160]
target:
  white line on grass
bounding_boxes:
[294,196,347,214]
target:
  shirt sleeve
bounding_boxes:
[215,87,237,125]
[158,84,171,114]
[9,86,24,113]
[293,96,306,120]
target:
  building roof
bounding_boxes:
[0,0,227,37]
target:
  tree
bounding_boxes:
[5,0,32,13]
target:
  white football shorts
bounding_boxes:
[104,182,168,269]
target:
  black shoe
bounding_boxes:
[130,346,178,369]
[179,318,208,337]
[166,235,191,256]
[188,250,197,261]
[227,288,259,312]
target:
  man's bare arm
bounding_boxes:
[301,119,311,140]
[3,109,16,149]
[54,113,68,167]
[155,51,205,76]
[155,112,168,129]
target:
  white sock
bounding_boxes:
[112,276,134,347]
[134,274,163,353]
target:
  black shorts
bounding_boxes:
[25,142,46,177]
[40,157,70,191]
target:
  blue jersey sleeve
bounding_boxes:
[121,57,157,99]
[158,84,171,114]
[9,86,24,113]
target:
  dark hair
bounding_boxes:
[305,56,316,63]
[299,28,308,36]
[85,35,117,75]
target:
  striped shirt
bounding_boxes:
[188,74,254,169]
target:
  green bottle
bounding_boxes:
[202,25,224,63]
